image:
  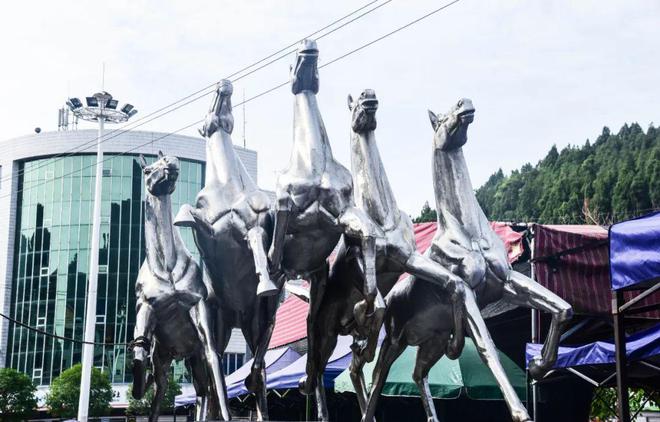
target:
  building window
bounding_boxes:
[33,368,42,383]
[102,169,112,177]
[223,353,245,375]
[36,317,46,327]
[98,264,108,273]
[96,315,106,324]
[40,267,49,277]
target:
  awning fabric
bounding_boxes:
[534,224,659,318]
[269,222,524,348]
[526,323,660,369]
[174,347,300,406]
[610,211,660,291]
[335,338,526,401]
[266,335,354,390]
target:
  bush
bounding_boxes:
[126,374,182,416]
[0,368,37,421]
[46,363,113,418]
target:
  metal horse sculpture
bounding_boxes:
[268,40,382,401]
[175,80,278,421]
[367,99,572,422]
[294,90,466,421]
[131,152,222,421]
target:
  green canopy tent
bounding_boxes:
[334,338,526,400]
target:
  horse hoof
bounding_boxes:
[298,376,315,395]
[528,357,549,380]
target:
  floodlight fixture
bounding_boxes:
[68,91,137,124]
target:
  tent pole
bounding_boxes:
[530,226,540,421]
[613,290,630,422]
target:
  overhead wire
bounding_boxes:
[0,0,391,188]
[1,0,464,344]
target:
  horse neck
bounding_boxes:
[287,92,333,179]
[205,129,255,192]
[144,192,178,276]
[433,147,483,234]
[351,130,399,227]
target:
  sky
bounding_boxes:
[1,0,659,216]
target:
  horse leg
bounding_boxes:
[503,270,573,379]
[268,192,292,273]
[464,287,531,422]
[349,341,369,414]
[413,335,449,422]
[299,266,329,395]
[131,299,155,399]
[247,226,279,297]
[192,303,232,421]
[149,345,171,422]
[307,323,338,421]
[245,296,278,421]
[404,251,466,358]
[186,350,209,421]
[339,207,382,317]
[362,335,405,422]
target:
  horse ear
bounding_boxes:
[138,155,148,169]
[158,150,164,159]
[428,110,439,129]
[347,94,354,111]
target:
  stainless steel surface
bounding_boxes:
[372,99,571,422]
[174,80,279,421]
[130,153,221,422]
[301,90,466,421]
[268,41,384,413]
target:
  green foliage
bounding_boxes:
[413,201,437,223]
[126,375,182,416]
[0,368,37,421]
[475,123,660,224]
[590,387,658,420]
[46,363,113,418]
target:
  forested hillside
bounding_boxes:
[474,123,660,224]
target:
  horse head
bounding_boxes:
[291,39,319,95]
[428,98,475,151]
[139,151,180,196]
[348,89,379,133]
[200,79,234,138]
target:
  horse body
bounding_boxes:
[174,80,278,421]
[131,153,222,422]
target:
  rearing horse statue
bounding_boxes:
[175,80,279,421]
[426,98,572,421]
[268,39,382,398]
[295,90,466,421]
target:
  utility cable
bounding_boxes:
[0,0,391,187]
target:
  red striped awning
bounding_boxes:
[533,224,659,318]
[269,222,524,348]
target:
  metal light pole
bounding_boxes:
[67,92,137,422]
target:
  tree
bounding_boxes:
[413,201,437,223]
[46,363,113,419]
[126,375,182,416]
[0,368,37,421]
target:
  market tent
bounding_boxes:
[269,222,524,349]
[174,347,300,406]
[266,335,354,390]
[610,211,660,291]
[334,338,526,400]
[526,323,660,369]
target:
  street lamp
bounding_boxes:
[67,91,137,422]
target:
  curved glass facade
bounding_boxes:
[6,154,203,385]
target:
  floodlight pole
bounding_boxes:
[78,91,110,422]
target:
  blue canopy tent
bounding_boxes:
[610,211,660,422]
[174,347,300,407]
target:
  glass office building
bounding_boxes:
[0,129,259,390]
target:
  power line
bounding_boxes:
[0,311,129,347]
[0,0,462,202]
[0,0,391,188]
